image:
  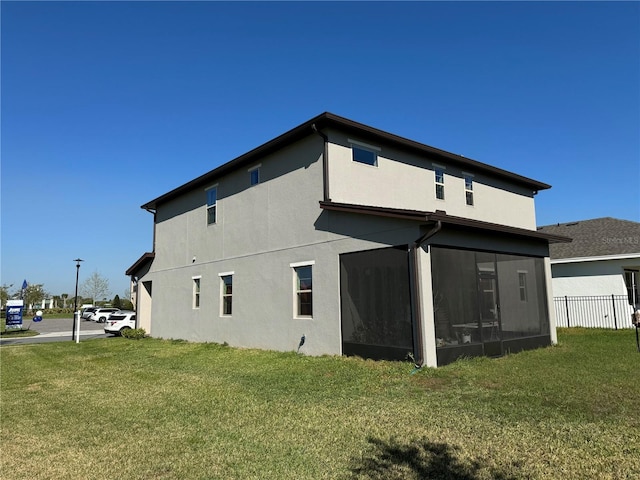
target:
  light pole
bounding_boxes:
[72,258,84,341]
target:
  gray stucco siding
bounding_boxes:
[146,218,423,355]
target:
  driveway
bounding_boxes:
[0,317,108,346]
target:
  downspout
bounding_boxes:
[409,220,442,368]
[311,124,330,202]
[144,207,157,252]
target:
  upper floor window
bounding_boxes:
[434,167,445,200]
[349,139,380,167]
[220,273,233,316]
[464,174,474,206]
[206,187,217,225]
[193,277,201,309]
[249,165,261,186]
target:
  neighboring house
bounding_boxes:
[127,112,568,367]
[538,218,640,328]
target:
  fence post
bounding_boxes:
[564,296,570,327]
[611,294,618,330]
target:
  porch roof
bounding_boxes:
[125,252,155,277]
[319,201,572,244]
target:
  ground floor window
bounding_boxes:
[431,246,549,364]
[192,277,201,309]
[624,270,639,306]
[291,262,313,318]
[220,273,233,316]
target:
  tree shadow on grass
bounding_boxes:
[350,437,520,480]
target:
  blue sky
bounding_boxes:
[2,1,639,297]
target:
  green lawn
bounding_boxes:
[1,328,638,479]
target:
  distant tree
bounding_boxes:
[24,284,47,312]
[81,271,110,306]
[60,293,69,308]
[112,294,122,309]
[120,299,134,310]
[1,284,13,307]
[1,284,14,308]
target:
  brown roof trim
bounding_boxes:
[125,252,155,276]
[319,201,430,222]
[320,201,571,244]
[142,112,551,210]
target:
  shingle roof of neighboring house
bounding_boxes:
[141,112,551,211]
[537,217,640,259]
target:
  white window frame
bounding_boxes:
[463,172,474,206]
[206,185,218,225]
[248,164,261,186]
[518,270,528,302]
[192,276,202,309]
[290,261,314,318]
[349,139,380,167]
[433,164,446,200]
[218,271,234,317]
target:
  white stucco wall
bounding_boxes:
[550,258,639,298]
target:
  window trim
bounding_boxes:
[291,261,314,318]
[349,139,380,167]
[219,272,234,317]
[192,276,202,309]
[433,165,446,200]
[205,185,218,225]
[463,172,474,206]
[517,270,528,302]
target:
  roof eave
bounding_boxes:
[142,112,551,211]
[319,201,571,244]
[125,252,155,276]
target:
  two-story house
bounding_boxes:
[127,112,568,367]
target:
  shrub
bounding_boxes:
[121,328,147,340]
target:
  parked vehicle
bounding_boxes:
[81,307,98,320]
[87,308,121,323]
[104,312,136,335]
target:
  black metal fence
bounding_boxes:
[553,295,636,330]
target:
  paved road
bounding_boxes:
[0,317,109,346]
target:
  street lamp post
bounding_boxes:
[72,258,84,341]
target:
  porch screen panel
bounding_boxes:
[496,254,549,339]
[431,247,479,346]
[340,246,412,359]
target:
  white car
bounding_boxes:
[88,308,121,323]
[81,307,98,320]
[104,312,136,335]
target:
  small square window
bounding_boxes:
[352,146,377,166]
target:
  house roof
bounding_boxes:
[141,112,552,211]
[320,201,571,244]
[125,252,155,277]
[537,217,640,259]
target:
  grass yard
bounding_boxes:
[1,328,639,479]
